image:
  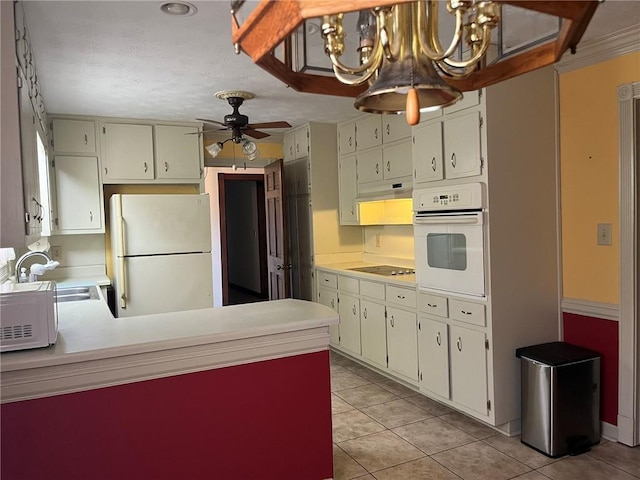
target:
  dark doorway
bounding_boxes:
[218,173,268,305]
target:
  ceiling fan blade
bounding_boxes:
[196,118,226,127]
[247,121,292,129]
[244,128,270,140]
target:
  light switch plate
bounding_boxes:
[597,223,612,246]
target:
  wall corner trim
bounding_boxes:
[561,298,620,321]
[555,25,640,74]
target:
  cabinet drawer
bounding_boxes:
[317,271,337,289]
[418,292,448,318]
[360,280,385,300]
[339,275,359,294]
[386,285,416,308]
[449,299,486,327]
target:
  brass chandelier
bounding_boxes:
[231,1,599,125]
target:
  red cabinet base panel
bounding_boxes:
[1,351,333,480]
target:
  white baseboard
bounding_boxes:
[602,421,618,442]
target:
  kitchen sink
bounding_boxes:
[56,285,100,303]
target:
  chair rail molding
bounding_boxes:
[561,298,620,322]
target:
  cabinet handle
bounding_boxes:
[386,124,390,135]
[84,134,88,145]
[89,211,93,222]
[348,136,352,147]
[351,205,354,215]
[457,337,462,351]
[427,303,437,308]
[104,167,108,176]
[431,156,436,172]
[352,305,356,315]
[324,278,329,282]
[331,299,335,309]
[144,162,148,173]
[374,128,378,139]
[386,160,390,172]
[363,307,367,319]
[296,143,299,153]
[164,161,168,172]
[375,163,379,174]
[390,315,395,327]
[451,153,457,168]
[397,294,405,300]
[461,310,472,315]
[436,332,442,346]
[289,146,293,156]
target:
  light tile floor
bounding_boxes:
[330,350,640,480]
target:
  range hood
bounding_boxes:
[354,182,412,203]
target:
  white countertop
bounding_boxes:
[315,261,417,286]
[1,296,337,403]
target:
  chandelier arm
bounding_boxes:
[332,64,377,85]
[441,26,492,69]
[328,42,383,76]
[418,0,466,62]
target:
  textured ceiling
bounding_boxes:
[21,0,640,138]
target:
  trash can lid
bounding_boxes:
[515,341,600,366]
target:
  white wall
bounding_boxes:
[362,225,414,265]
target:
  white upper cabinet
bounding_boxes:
[154,125,201,180]
[54,155,103,233]
[294,126,310,159]
[413,122,444,183]
[337,121,356,155]
[283,126,311,161]
[102,123,154,181]
[383,140,412,181]
[382,114,411,143]
[443,90,480,115]
[443,111,482,179]
[356,148,384,184]
[355,115,382,150]
[338,154,358,225]
[52,119,96,154]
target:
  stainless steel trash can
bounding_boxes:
[515,341,600,457]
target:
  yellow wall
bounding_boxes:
[560,52,640,303]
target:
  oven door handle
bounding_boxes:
[414,213,482,225]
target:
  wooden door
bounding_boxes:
[265,159,290,300]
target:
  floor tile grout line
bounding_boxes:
[580,451,640,479]
[478,437,563,471]
[332,442,373,479]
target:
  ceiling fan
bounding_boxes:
[198,89,291,144]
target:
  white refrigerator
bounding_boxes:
[110,193,213,317]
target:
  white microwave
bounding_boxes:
[0,281,58,352]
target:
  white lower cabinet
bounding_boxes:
[318,286,339,345]
[360,299,386,368]
[449,324,488,415]
[387,306,418,381]
[417,316,450,399]
[338,293,361,355]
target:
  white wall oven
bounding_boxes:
[413,183,486,297]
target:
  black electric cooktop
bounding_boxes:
[347,265,415,276]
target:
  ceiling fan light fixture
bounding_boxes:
[160,2,197,17]
[241,139,257,156]
[206,141,224,158]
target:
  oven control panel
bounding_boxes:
[413,183,484,211]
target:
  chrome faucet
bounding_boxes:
[15,251,59,283]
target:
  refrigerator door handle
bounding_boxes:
[116,195,127,309]
[120,257,127,309]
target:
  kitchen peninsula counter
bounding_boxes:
[2,298,337,480]
[1,298,338,403]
